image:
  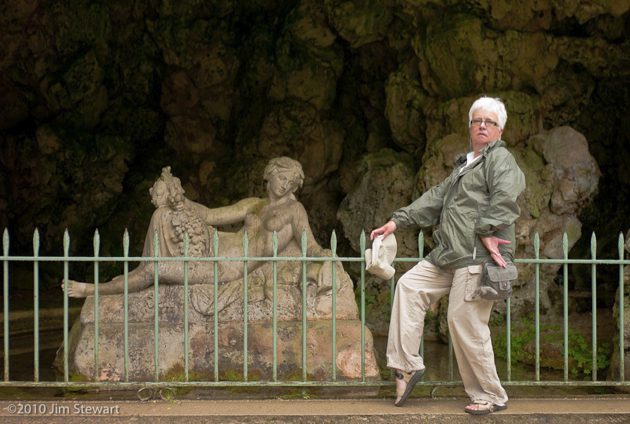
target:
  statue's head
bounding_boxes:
[263,157,305,199]
[151,166,186,210]
[150,181,169,208]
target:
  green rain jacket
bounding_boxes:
[391,140,526,270]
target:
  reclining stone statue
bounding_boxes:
[64,157,354,316]
[58,157,379,381]
[66,158,326,291]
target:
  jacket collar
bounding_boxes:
[479,139,505,157]
[452,139,505,168]
[453,153,467,167]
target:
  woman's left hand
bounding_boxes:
[481,236,511,268]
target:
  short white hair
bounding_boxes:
[468,96,508,130]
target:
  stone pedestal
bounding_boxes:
[56,269,380,382]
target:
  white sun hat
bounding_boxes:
[365,233,397,280]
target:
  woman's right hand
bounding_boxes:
[370,221,397,240]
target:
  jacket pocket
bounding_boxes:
[463,265,483,302]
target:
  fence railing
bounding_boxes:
[0,228,628,394]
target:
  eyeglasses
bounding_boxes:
[470,119,499,128]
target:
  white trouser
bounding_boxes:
[386,260,508,405]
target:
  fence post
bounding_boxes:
[331,230,337,381]
[213,230,219,382]
[93,230,100,382]
[534,233,540,381]
[360,231,366,382]
[562,232,569,381]
[153,230,159,382]
[3,228,9,382]
[123,230,130,382]
[184,231,190,382]
[33,229,40,382]
[243,231,249,382]
[272,231,278,382]
[591,232,597,380]
[619,232,625,381]
[301,230,308,392]
[62,230,70,383]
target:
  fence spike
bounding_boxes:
[243,230,248,256]
[590,232,596,257]
[63,229,70,256]
[33,228,40,255]
[620,232,625,259]
[153,230,159,256]
[184,231,189,256]
[94,229,100,256]
[534,232,540,258]
[419,231,424,258]
[562,232,568,257]
[301,230,307,256]
[2,228,8,256]
[123,229,130,256]
[213,230,219,255]
[360,230,366,253]
[272,231,278,256]
[331,230,337,256]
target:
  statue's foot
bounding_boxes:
[62,279,89,298]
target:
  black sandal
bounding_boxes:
[394,369,425,407]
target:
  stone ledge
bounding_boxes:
[1,398,630,423]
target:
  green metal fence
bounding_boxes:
[1,228,629,393]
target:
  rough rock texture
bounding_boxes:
[508,126,601,317]
[384,63,428,155]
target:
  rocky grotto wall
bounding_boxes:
[1,0,630,360]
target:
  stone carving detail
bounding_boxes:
[57,158,378,382]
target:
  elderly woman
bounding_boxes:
[371,97,525,414]
[65,157,329,297]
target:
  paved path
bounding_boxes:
[2,397,630,423]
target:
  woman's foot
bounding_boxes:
[394,368,425,407]
[62,279,90,298]
[464,400,508,415]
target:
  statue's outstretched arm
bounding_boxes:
[185,197,261,227]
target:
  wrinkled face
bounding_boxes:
[469,109,503,147]
[150,181,169,207]
[268,171,297,198]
